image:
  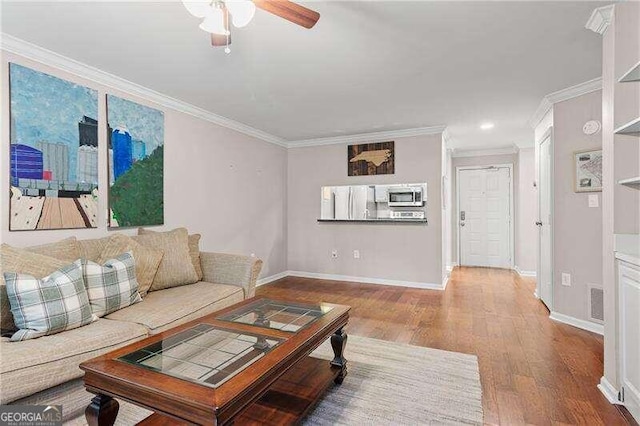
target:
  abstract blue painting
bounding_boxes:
[9,63,99,230]
[106,95,164,227]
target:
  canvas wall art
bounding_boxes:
[9,63,99,230]
[107,95,164,227]
[347,141,395,176]
[574,148,602,192]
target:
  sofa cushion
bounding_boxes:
[0,318,148,404]
[139,228,203,281]
[133,228,198,291]
[77,237,109,263]
[97,234,163,297]
[1,245,69,332]
[188,234,204,281]
[24,237,80,263]
[105,281,244,334]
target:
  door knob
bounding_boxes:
[535,221,543,226]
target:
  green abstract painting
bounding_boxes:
[107,95,164,228]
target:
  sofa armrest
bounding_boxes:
[199,252,263,298]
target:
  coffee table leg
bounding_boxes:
[330,327,348,384]
[86,394,119,426]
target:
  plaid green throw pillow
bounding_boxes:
[3,263,96,341]
[75,252,142,317]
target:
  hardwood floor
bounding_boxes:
[257,266,633,425]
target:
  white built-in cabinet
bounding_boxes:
[606,3,640,421]
[618,258,640,420]
[595,3,640,421]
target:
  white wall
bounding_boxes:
[444,148,453,271]
[553,91,603,322]
[517,148,537,273]
[535,90,603,322]
[0,50,288,278]
[286,134,444,286]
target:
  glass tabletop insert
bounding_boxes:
[217,299,334,332]
[118,324,281,388]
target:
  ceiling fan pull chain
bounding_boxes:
[224,4,231,54]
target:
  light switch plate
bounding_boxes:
[588,194,599,208]
[562,273,571,287]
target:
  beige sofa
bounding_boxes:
[0,237,262,420]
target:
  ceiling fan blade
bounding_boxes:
[252,0,320,29]
[211,4,231,47]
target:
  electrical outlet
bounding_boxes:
[353,250,360,259]
[562,273,571,286]
[331,249,338,259]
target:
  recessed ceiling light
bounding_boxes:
[480,122,495,130]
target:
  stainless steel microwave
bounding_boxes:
[388,186,424,207]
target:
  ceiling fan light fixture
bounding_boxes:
[182,0,211,18]
[226,0,256,28]
[199,4,229,35]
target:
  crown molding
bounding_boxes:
[442,128,454,148]
[288,125,447,148]
[0,33,289,148]
[529,77,602,129]
[451,145,518,158]
[586,5,614,35]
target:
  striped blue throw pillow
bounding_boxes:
[4,262,97,341]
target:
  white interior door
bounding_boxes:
[538,136,553,309]
[619,262,640,421]
[459,167,511,268]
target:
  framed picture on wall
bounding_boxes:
[347,141,394,176]
[573,148,602,192]
[106,95,164,228]
[8,63,99,231]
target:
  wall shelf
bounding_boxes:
[614,117,640,136]
[619,61,640,83]
[618,177,640,186]
[317,218,428,224]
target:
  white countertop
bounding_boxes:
[615,234,640,266]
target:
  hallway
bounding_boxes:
[257,267,630,425]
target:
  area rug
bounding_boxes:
[65,335,483,425]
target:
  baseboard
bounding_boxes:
[533,289,539,299]
[446,263,458,273]
[514,266,537,278]
[256,271,289,287]
[549,311,604,335]
[286,270,446,290]
[598,376,621,405]
[442,273,450,290]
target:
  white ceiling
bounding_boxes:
[1,1,607,149]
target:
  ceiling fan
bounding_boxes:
[182,0,320,53]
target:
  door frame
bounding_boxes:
[536,127,554,310]
[455,163,515,269]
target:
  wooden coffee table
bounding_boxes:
[80,297,350,426]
